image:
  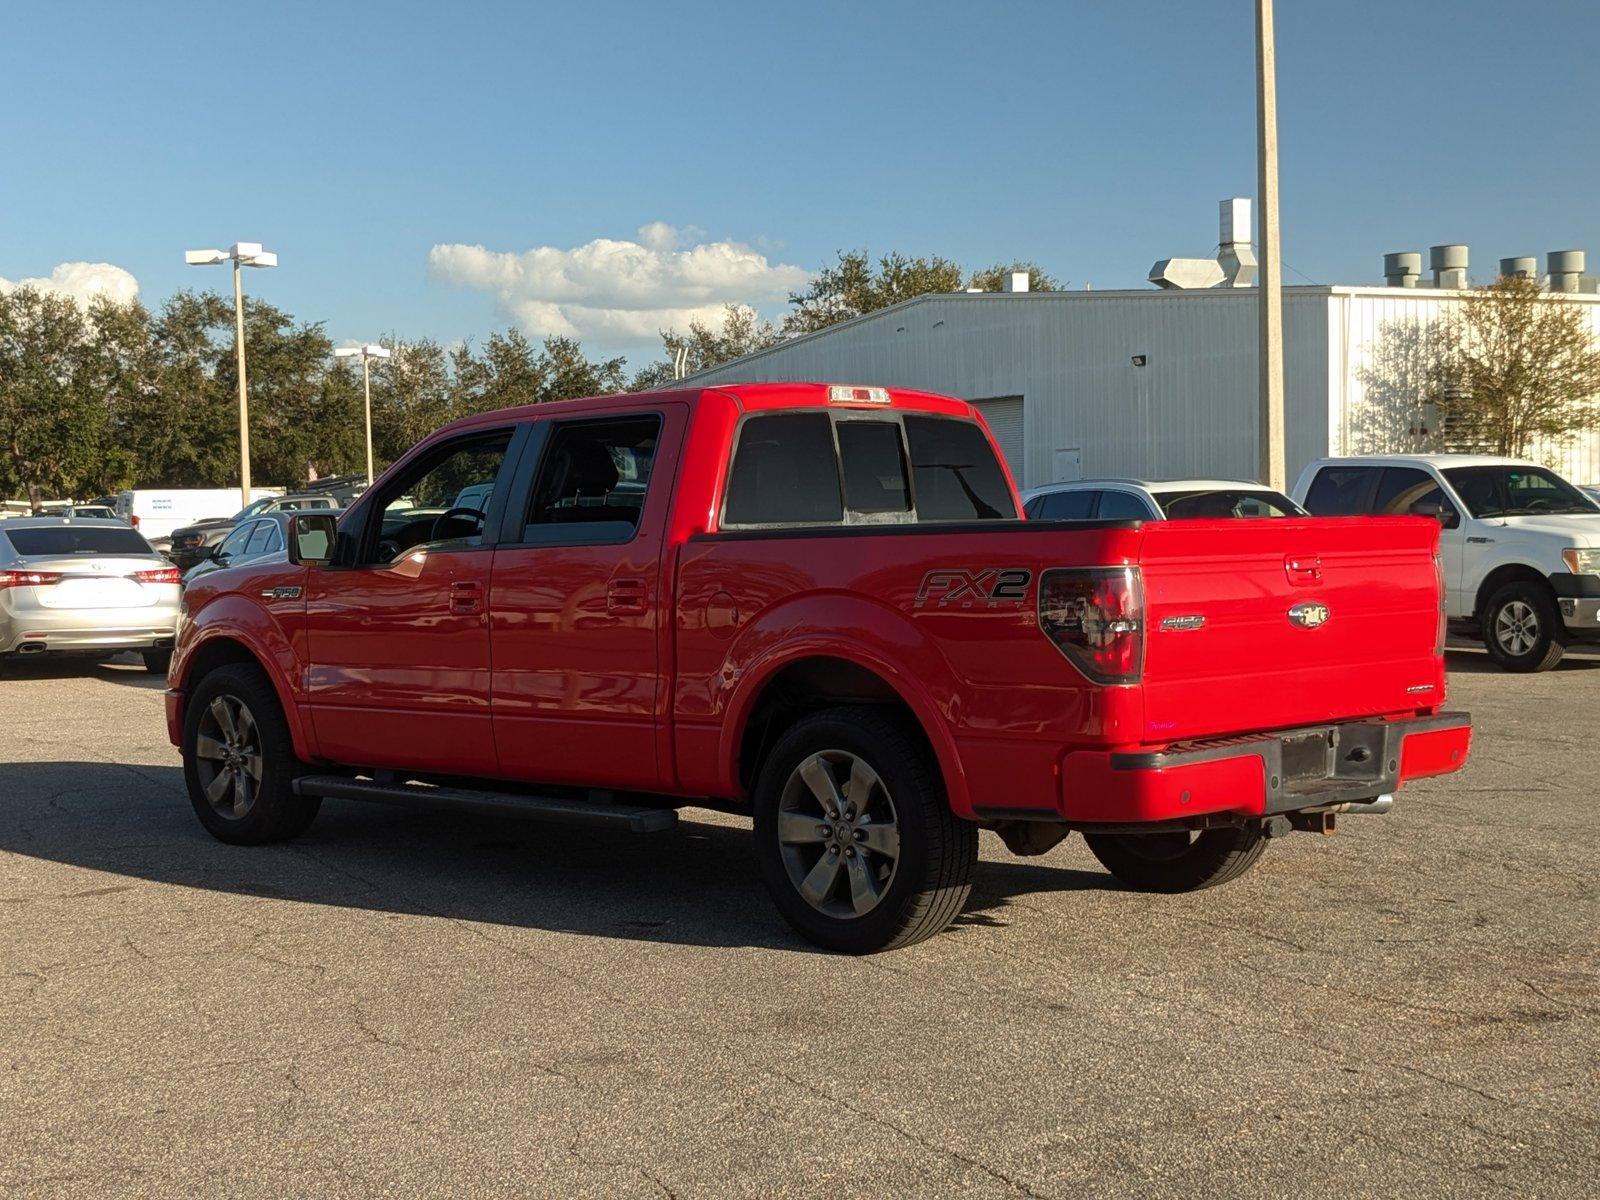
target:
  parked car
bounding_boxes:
[1292,454,1600,672]
[0,518,181,674]
[114,487,289,546]
[167,493,340,571]
[1022,478,1305,520]
[182,510,341,586]
[168,383,1470,953]
[57,504,124,522]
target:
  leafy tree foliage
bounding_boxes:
[632,304,781,389]
[1430,276,1600,457]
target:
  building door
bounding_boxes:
[969,396,1025,486]
[1053,448,1083,482]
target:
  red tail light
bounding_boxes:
[1038,566,1145,684]
[134,566,182,585]
[0,570,62,590]
[129,514,140,528]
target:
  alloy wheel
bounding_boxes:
[193,693,263,819]
[1494,600,1539,657]
[777,749,901,919]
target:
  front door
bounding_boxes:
[489,408,681,791]
[304,426,518,775]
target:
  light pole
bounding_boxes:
[185,242,278,510]
[333,344,392,486]
[1255,0,1286,491]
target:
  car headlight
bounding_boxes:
[1561,548,1600,575]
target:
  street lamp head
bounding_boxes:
[184,248,228,266]
[361,344,392,359]
[334,344,392,361]
[333,347,361,359]
[243,251,278,269]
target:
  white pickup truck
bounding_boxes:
[1292,455,1600,672]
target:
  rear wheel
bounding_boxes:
[182,663,319,844]
[1481,582,1565,672]
[1084,826,1266,893]
[753,706,977,954]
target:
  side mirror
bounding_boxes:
[1410,499,1460,530]
[287,513,338,565]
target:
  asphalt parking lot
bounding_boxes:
[2,648,1597,1198]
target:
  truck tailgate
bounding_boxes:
[1137,517,1444,743]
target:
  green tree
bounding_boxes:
[538,335,626,402]
[633,304,780,388]
[0,287,106,505]
[1430,275,1600,457]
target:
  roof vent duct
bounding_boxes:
[1002,271,1030,293]
[1548,249,1586,292]
[1216,197,1256,288]
[1430,244,1469,289]
[1383,252,1422,288]
[1499,257,1538,280]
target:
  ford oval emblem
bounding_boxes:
[1288,601,1330,629]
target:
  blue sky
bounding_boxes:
[4,0,1597,365]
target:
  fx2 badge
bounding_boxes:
[914,568,1032,609]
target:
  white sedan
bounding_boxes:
[1021,478,1306,521]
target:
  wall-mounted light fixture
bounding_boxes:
[1130,354,1148,367]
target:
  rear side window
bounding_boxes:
[1097,491,1151,520]
[903,417,1015,521]
[837,421,910,513]
[1303,466,1378,515]
[2,526,152,556]
[1032,490,1096,520]
[724,413,843,526]
[524,415,661,541]
[1373,468,1443,515]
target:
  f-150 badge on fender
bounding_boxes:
[914,568,1031,609]
[1288,601,1330,629]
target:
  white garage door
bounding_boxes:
[969,396,1025,487]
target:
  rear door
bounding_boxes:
[1137,517,1444,742]
[487,406,684,791]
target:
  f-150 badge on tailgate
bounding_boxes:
[1288,601,1331,629]
[914,568,1031,609]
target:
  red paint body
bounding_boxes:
[166,383,1470,824]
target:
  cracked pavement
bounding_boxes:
[1,647,1597,1197]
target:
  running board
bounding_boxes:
[292,775,678,833]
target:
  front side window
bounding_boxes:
[1443,466,1598,518]
[370,430,512,562]
[724,413,843,526]
[523,415,661,542]
[903,416,1015,521]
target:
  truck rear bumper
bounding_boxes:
[1049,712,1471,825]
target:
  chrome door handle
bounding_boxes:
[607,578,648,614]
[449,580,484,614]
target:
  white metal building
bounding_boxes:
[686,283,1600,489]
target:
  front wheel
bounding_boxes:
[1084,826,1267,893]
[182,663,320,845]
[1481,582,1565,672]
[753,706,977,954]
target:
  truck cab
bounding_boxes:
[1292,454,1600,671]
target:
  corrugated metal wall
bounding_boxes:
[691,291,1332,488]
[968,396,1025,481]
[1331,288,1600,483]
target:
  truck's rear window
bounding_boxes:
[724,413,844,525]
[903,416,1015,521]
[3,526,153,556]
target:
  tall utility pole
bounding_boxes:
[184,242,279,510]
[1255,0,1286,491]
[333,344,393,486]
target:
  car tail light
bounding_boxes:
[134,566,181,585]
[129,514,140,528]
[0,570,62,590]
[1433,551,1447,657]
[1038,566,1144,684]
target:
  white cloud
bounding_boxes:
[427,223,809,346]
[0,261,140,307]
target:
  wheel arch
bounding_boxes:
[176,632,315,762]
[1474,562,1554,619]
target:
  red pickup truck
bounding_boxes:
[167,382,1471,952]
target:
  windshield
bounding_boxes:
[232,497,276,520]
[4,526,153,556]
[1441,466,1599,518]
[1153,488,1303,519]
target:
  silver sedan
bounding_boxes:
[0,518,181,674]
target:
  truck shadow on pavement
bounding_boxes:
[0,760,1110,952]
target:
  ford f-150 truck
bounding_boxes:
[166,383,1471,952]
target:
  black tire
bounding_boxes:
[142,648,173,675]
[1481,581,1565,673]
[1084,826,1267,893]
[752,706,977,954]
[181,663,320,845]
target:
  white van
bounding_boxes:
[113,488,281,544]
